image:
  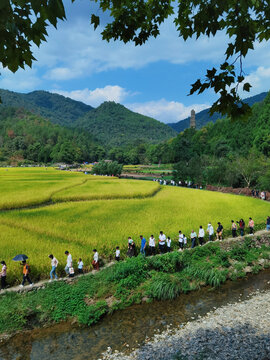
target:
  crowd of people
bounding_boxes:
[0,216,270,290]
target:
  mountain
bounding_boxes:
[74,101,177,147]
[0,89,93,126]
[167,92,268,132]
[0,107,101,164]
[0,90,177,147]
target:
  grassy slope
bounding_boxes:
[0,238,269,334]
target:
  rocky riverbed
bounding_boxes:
[101,288,270,360]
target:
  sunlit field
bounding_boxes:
[0,167,84,209]
[52,178,160,202]
[0,168,269,284]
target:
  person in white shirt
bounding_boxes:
[198,226,205,246]
[115,246,120,261]
[92,249,99,270]
[207,223,214,241]
[64,250,72,275]
[159,231,166,254]
[166,237,171,252]
[48,254,58,280]
[178,230,184,250]
[149,235,156,255]
[78,258,84,274]
[190,230,197,248]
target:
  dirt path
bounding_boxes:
[0,261,115,296]
[1,229,268,296]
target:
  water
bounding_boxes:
[1,269,270,360]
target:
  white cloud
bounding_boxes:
[126,99,209,123]
[53,85,131,107]
[0,66,41,92]
[239,66,270,97]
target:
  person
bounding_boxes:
[207,223,214,241]
[48,254,58,281]
[183,234,187,248]
[140,235,147,256]
[190,230,197,248]
[20,260,33,287]
[198,226,205,246]
[92,249,99,270]
[248,217,254,235]
[178,230,184,250]
[149,235,156,255]
[78,258,84,273]
[64,250,73,275]
[159,231,166,254]
[127,237,136,257]
[166,236,171,252]
[231,220,237,238]
[115,247,120,261]
[216,222,223,240]
[238,219,245,237]
[261,191,265,200]
[266,216,270,231]
[0,261,7,290]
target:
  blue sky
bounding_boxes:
[0,1,270,123]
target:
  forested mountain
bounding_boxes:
[168,92,268,132]
[0,107,104,164]
[74,101,177,147]
[0,89,93,126]
[0,90,176,147]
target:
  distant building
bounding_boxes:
[190,109,196,129]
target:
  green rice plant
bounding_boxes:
[146,273,182,300]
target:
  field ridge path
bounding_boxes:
[1,229,268,296]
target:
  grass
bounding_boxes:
[0,239,269,335]
[0,168,269,283]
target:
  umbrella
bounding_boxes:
[12,254,28,261]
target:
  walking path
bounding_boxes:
[0,261,115,296]
[0,229,268,296]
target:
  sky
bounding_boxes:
[1,1,270,124]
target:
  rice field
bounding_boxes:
[0,168,269,284]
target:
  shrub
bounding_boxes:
[91,161,123,176]
[76,301,108,326]
[147,252,183,273]
[146,273,182,300]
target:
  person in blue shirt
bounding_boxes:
[140,235,147,256]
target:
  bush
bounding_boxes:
[91,160,123,176]
[147,252,183,273]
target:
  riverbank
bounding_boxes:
[0,233,269,338]
[102,287,270,360]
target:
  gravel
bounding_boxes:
[100,289,270,360]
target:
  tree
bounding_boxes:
[91,160,123,176]
[2,1,270,118]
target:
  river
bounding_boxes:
[1,269,270,360]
